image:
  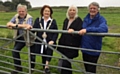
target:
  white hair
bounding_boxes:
[66,5,78,19]
[17,4,27,11]
[88,2,100,11]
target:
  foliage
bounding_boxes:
[0,0,3,5]
[0,4,8,11]
[0,0,32,11]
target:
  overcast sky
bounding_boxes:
[2,0,120,7]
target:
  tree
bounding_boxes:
[12,0,32,9]
[3,1,15,11]
[24,1,32,9]
[0,0,3,5]
[0,0,32,11]
[0,5,7,11]
[12,0,19,3]
[19,0,26,3]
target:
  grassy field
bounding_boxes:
[0,7,120,74]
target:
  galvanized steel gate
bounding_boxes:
[0,25,120,74]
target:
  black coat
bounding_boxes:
[57,17,83,58]
[33,17,58,43]
[33,17,58,53]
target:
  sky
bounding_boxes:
[2,0,120,7]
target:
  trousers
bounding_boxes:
[41,46,53,68]
[12,37,36,69]
[82,53,99,73]
[58,56,74,74]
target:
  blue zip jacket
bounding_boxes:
[81,12,108,56]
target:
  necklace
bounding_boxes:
[42,32,47,39]
[39,18,53,39]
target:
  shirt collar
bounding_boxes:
[42,17,52,22]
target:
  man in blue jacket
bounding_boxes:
[78,2,108,74]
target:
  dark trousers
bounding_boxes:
[60,58,73,74]
[82,53,99,73]
[58,48,78,74]
[42,46,53,68]
[12,38,36,69]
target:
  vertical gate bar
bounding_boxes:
[27,30,31,74]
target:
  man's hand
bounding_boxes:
[7,22,32,30]
[78,29,86,35]
[7,22,16,29]
[24,24,32,30]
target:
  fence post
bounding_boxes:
[26,30,31,74]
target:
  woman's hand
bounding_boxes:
[48,41,54,45]
[68,29,74,33]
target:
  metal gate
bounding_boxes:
[0,25,120,74]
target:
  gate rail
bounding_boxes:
[0,25,120,74]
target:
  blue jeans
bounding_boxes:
[12,37,36,69]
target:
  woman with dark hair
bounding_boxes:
[33,5,58,74]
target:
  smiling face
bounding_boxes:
[43,7,51,18]
[68,7,76,19]
[17,7,27,18]
[89,4,99,18]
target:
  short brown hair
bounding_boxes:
[40,5,53,18]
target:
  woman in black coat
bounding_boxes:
[57,5,83,74]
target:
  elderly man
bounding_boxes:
[78,2,108,74]
[7,4,35,74]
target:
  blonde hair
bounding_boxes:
[88,2,100,11]
[17,4,27,11]
[66,5,78,19]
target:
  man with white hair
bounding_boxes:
[7,4,35,74]
[78,2,108,73]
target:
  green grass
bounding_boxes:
[0,7,120,74]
